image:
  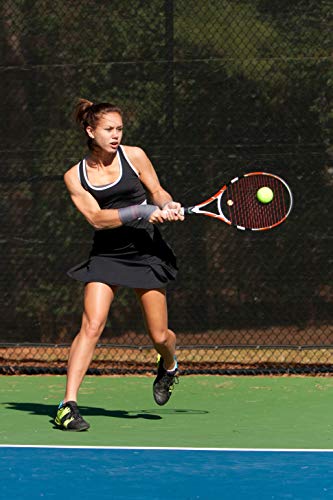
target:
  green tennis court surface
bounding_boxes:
[1,375,333,448]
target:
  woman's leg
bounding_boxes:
[135,288,176,371]
[64,282,117,403]
[136,287,178,406]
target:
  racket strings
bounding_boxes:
[224,174,291,230]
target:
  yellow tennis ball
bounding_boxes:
[257,186,274,204]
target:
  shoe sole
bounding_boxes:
[54,422,90,431]
[153,395,171,406]
[54,417,90,432]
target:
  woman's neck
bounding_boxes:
[87,150,117,168]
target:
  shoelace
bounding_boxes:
[64,402,83,420]
[160,372,179,391]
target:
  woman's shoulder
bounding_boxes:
[63,162,81,186]
[121,145,147,161]
[64,162,79,176]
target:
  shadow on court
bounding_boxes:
[3,402,209,430]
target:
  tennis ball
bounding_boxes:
[257,186,274,204]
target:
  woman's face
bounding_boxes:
[87,112,123,153]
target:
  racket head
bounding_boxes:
[218,172,293,231]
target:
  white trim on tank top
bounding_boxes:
[77,146,139,190]
[76,151,147,204]
[81,150,123,191]
[119,145,140,176]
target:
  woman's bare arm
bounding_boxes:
[64,165,168,229]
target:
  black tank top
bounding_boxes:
[78,145,147,209]
[78,145,156,256]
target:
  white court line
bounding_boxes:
[1,445,333,453]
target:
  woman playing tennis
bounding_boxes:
[55,99,183,431]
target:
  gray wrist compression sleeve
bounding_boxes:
[118,204,158,224]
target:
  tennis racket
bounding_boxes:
[180,172,293,231]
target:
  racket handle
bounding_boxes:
[180,207,194,215]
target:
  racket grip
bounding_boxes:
[180,207,194,215]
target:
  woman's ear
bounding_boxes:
[86,126,95,139]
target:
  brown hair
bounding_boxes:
[74,98,123,150]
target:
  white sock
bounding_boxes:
[166,358,178,373]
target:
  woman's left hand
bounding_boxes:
[162,201,184,221]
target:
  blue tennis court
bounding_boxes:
[1,446,333,499]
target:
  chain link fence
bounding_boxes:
[1,0,332,374]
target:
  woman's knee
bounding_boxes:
[81,315,106,341]
[150,328,175,347]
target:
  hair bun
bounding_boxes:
[75,98,94,126]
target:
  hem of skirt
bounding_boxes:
[66,272,173,289]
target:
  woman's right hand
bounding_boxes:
[149,208,170,224]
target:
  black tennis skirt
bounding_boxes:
[67,224,178,289]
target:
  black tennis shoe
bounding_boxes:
[153,355,179,406]
[55,401,90,431]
